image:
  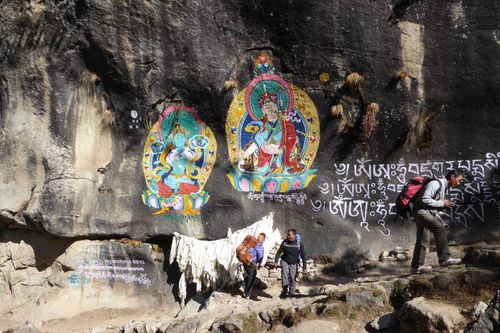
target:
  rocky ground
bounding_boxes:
[4,242,500,333]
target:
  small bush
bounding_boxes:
[345,72,364,91]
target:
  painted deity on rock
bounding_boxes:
[142,105,216,215]
[226,51,320,193]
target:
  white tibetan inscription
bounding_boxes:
[310,152,500,236]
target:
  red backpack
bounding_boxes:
[395,176,440,222]
[236,235,257,266]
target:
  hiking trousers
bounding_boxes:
[281,261,297,294]
[243,264,257,297]
[411,209,451,269]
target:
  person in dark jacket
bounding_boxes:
[275,229,307,297]
[244,233,266,299]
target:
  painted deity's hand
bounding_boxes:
[262,144,282,155]
[235,150,245,161]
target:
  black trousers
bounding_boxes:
[244,264,257,296]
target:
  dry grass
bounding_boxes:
[361,102,380,141]
[89,72,101,85]
[102,108,117,128]
[387,69,413,90]
[330,104,352,134]
[117,239,142,247]
[337,117,351,134]
[404,111,430,151]
[330,104,344,117]
[345,72,364,91]
[224,79,238,90]
[394,69,409,81]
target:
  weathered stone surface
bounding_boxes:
[345,286,386,307]
[211,312,266,333]
[3,324,42,333]
[259,311,272,324]
[472,301,488,321]
[121,320,147,333]
[89,327,119,333]
[465,247,500,267]
[369,311,399,331]
[212,321,242,333]
[396,254,407,261]
[176,292,206,317]
[202,291,227,312]
[0,230,178,331]
[430,274,459,290]
[399,297,467,333]
[0,0,498,260]
[1,0,500,329]
[282,320,340,333]
[466,291,500,333]
[463,268,499,287]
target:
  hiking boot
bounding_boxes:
[411,265,432,275]
[279,289,288,298]
[440,258,462,267]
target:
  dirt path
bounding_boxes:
[13,243,499,333]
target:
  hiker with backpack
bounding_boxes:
[274,229,307,297]
[236,234,263,299]
[247,233,266,299]
[409,169,466,275]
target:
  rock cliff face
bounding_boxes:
[0,0,500,321]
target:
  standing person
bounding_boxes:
[243,233,266,300]
[254,233,266,269]
[410,169,466,275]
[275,229,307,297]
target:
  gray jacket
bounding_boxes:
[414,178,448,212]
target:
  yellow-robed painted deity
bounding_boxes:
[226,51,320,193]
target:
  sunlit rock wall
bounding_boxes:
[0,0,499,260]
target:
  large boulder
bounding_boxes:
[466,291,500,333]
[399,297,467,333]
[369,311,399,331]
[0,230,178,330]
[344,286,387,308]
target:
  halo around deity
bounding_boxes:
[244,74,294,120]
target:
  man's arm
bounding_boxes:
[300,242,307,271]
[274,241,284,265]
[256,244,264,265]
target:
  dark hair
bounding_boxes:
[445,168,468,180]
[287,229,297,235]
[258,232,266,238]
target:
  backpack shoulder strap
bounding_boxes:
[422,177,444,201]
[436,178,443,199]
